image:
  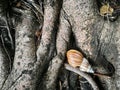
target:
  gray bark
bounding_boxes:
[0,44,10,89]
[0,0,120,90]
[1,10,40,90]
[58,0,119,90]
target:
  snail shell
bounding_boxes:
[100,4,113,16]
[67,50,83,68]
[67,49,94,73]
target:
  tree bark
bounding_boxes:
[0,0,120,90]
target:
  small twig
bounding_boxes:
[64,64,99,90]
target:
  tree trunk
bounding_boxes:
[0,0,120,90]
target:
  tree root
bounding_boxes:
[64,64,99,90]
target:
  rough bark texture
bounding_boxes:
[0,0,120,90]
[0,44,10,88]
[1,10,40,90]
[60,0,118,90]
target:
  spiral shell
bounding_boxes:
[67,49,94,73]
[79,58,94,73]
[67,49,83,68]
[100,4,113,16]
